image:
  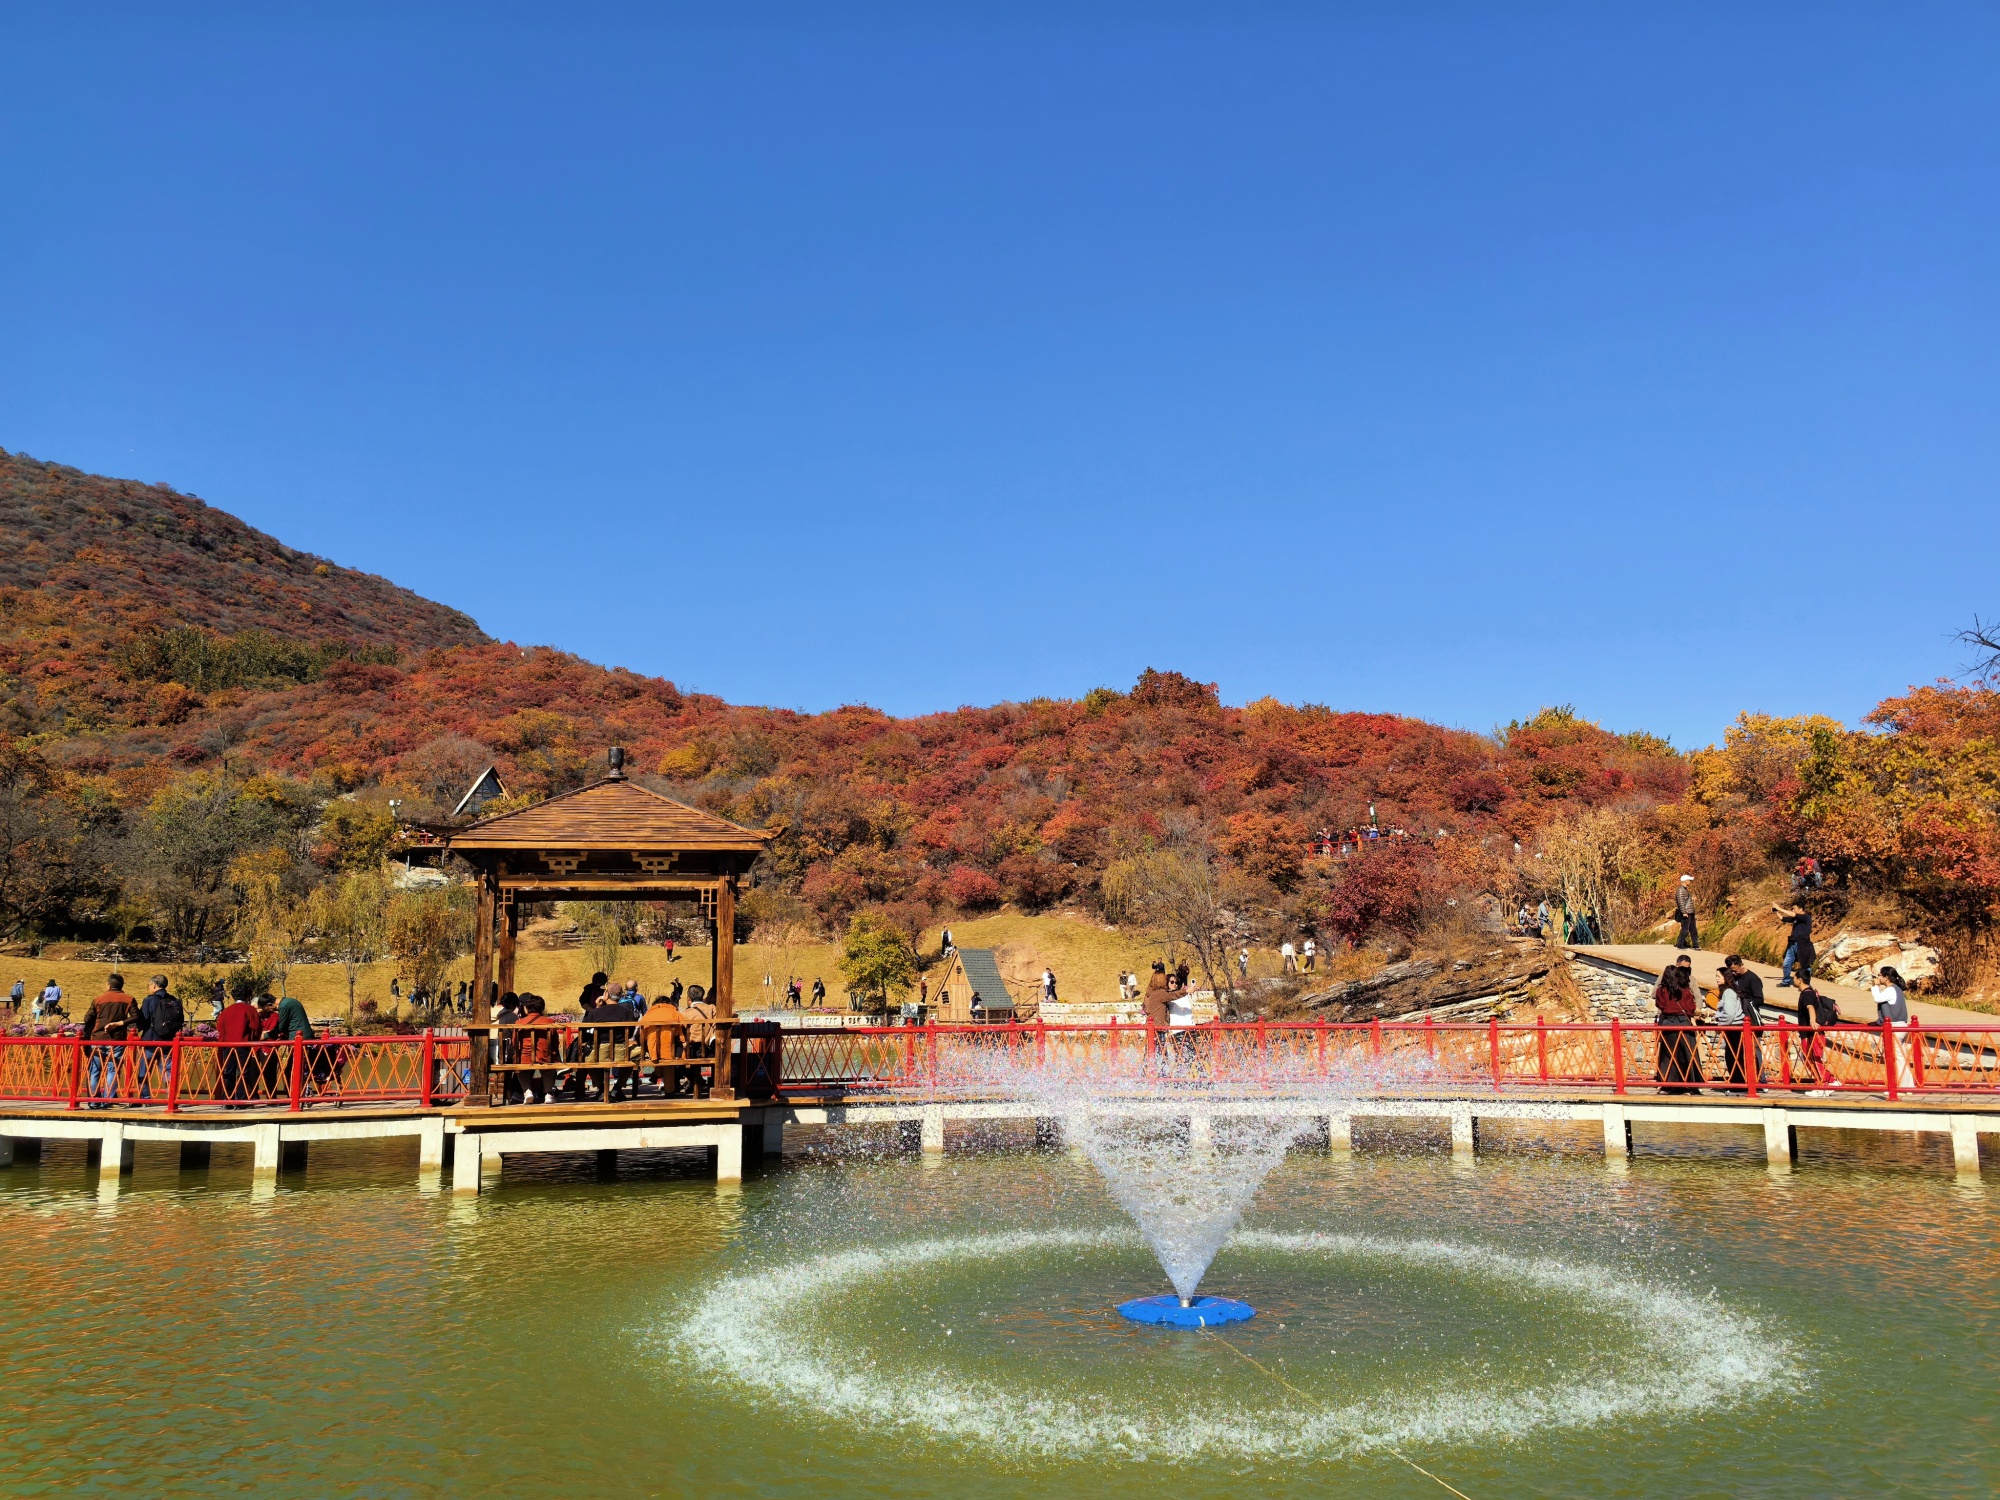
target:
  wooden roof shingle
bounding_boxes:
[445,777,772,852]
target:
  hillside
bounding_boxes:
[1,449,485,650]
[21,450,1994,1008]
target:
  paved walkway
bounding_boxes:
[1571,944,1994,1027]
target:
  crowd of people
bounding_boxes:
[488,971,722,1104]
[1649,951,1912,1095]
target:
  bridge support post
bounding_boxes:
[280,1141,309,1174]
[1951,1117,1981,1175]
[250,1124,281,1180]
[452,1133,483,1195]
[715,1125,743,1184]
[920,1106,945,1156]
[179,1140,211,1171]
[2,1135,40,1166]
[1601,1103,1631,1160]
[762,1114,785,1156]
[1449,1109,1476,1159]
[1761,1109,1792,1172]
[1326,1114,1351,1153]
[418,1118,447,1173]
[0,1136,13,1168]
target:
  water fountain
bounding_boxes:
[936,1033,1378,1328]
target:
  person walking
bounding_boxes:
[37,979,62,1021]
[80,975,141,1105]
[1795,982,1839,1089]
[1041,968,1057,1005]
[1775,904,1816,987]
[1673,876,1699,949]
[1301,938,1317,973]
[7,979,22,1015]
[1872,966,1915,1092]
[941,927,955,957]
[810,976,826,1007]
[1535,899,1552,938]
[1237,948,1250,981]
[1652,956,1703,1093]
[136,975,184,1099]
[1280,941,1298,974]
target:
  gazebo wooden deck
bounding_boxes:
[445,748,773,1100]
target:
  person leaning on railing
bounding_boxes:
[1652,955,1703,1094]
[80,974,141,1107]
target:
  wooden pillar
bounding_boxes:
[711,876,737,1100]
[470,869,496,1099]
[497,891,518,998]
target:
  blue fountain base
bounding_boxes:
[1117,1294,1256,1328]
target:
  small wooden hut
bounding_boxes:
[928,948,1017,1023]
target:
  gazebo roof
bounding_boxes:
[446,776,772,853]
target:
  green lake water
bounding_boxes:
[1,1122,1994,1498]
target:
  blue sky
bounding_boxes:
[3,3,1995,749]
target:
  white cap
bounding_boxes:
[1680,874,1693,882]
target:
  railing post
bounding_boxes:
[421,1029,436,1109]
[1611,1018,1626,1095]
[1777,1017,1793,1090]
[1535,1016,1548,1084]
[288,1035,305,1111]
[166,1033,184,1113]
[1316,1019,1328,1076]
[1036,1018,1047,1069]
[122,1033,137,1103]
[926,1024,938,1090]
[1423,1014,1435,1062]
[1488,1017,1501,1092]
[1370,1018,1382,1058]
[1882,1020,1899,1101]
[66,1034,83,1111]
[1910,1021,1927,1091]
[1744,1023,1759,1098]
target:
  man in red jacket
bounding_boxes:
[216,991,260,1102]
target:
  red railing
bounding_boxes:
[0,1034,474,1110]
[2,1019,1992,1109]
[775,1019,2000,1100]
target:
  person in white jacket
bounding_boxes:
[1872,966,1914,1091]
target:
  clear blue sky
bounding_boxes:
[3,4,1995,749]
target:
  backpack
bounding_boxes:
[1807,990,1840,1027]
[151,993,185,1038]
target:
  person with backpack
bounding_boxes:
[1774,904,1816,987]
[136,975,184,1099]
[1872,965,1915,1092]
[1794,982,1840,1088]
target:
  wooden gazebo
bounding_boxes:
[444,750,773,1100]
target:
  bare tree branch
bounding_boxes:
[1957,616,2000,682]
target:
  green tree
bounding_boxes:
[135,771,305,948]
[838,910,916,1009]
[386,881,475,1015]
[310,866,389,1031]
